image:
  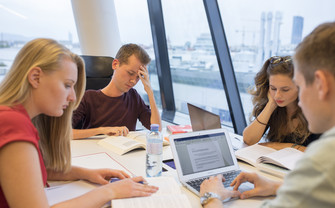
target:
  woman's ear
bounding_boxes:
[27,67,42,88]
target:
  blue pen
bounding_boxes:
[109,178,148,185]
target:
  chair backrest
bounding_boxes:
[81,55,114,90]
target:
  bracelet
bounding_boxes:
[256,117,267,125]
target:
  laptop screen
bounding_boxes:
[187,103,221,131]
[173,132,235,175]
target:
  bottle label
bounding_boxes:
[146,140,163,154]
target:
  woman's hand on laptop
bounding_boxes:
[230,172,282,199]
[200,175,241,204]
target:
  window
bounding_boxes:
[0,0,80,82]
[161,0,233,127]
[114,0,162,107]
[218,0,335,123]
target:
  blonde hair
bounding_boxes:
[0,38,86,172]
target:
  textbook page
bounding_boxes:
[112,176,192,208]
[97,135,146,155]
[97,131,169,155]
[235,144,304,170]
[112,194,191,208]
[257,147,303,170]
[145,177,182,195]
[130,130,170,146]
[235,144,276,166]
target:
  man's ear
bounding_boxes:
[314,70,330,100]
[112,59,120,70]
[27,67,42,88]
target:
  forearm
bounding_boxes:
[259,142,293,150]
[48,166,90,181]
[290,143,306,152]
[243,103,276,145]
[243,120,267,145]
[73,128,104,139]
[260,142,306,151]
[147,90,162,131]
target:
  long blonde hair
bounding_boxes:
[0,38,86,172]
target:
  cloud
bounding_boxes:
[0,4,27,19]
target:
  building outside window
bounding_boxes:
[161,0,233,127]
[0,0,80,82]
[218,0,335,123]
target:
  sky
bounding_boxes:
[0,0,78,42]
[0,0,335,46]
[115,0,335,46]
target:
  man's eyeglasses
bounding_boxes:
[269,56,292,65]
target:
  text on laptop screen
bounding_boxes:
[174,132,234,175]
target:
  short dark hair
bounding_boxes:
[115,43,151,66]
[294,21,335,84]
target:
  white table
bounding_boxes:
[68,131,283,208]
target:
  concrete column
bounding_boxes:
[71,0,121,57]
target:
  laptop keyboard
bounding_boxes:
[186,170,241,192]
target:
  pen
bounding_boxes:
[130,173,149,185]
[109,177,148,185]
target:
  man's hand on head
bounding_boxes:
[138,65,153,94]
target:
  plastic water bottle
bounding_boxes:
[146,124,163,177]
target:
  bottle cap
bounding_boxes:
[150,124,159,131]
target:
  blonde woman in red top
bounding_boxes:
[0,38,157,208]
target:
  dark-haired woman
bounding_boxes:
[243,56,320,151]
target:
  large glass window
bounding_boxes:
[0,0,80,82]
[218,0,335,123]
[114,0,162,107]
[161,0,233,127]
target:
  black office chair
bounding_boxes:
[81,55,114,90]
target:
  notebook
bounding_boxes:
[187,103,221,131]
[169,128,253,201]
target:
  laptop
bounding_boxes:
[169,128,253,200]
[187,103,221,131]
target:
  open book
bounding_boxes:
[235,144,303,177]
[112,177,192,208]
[97,131,169,155]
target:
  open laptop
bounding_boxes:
[169,128,253,200]
[187,103,221,131]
